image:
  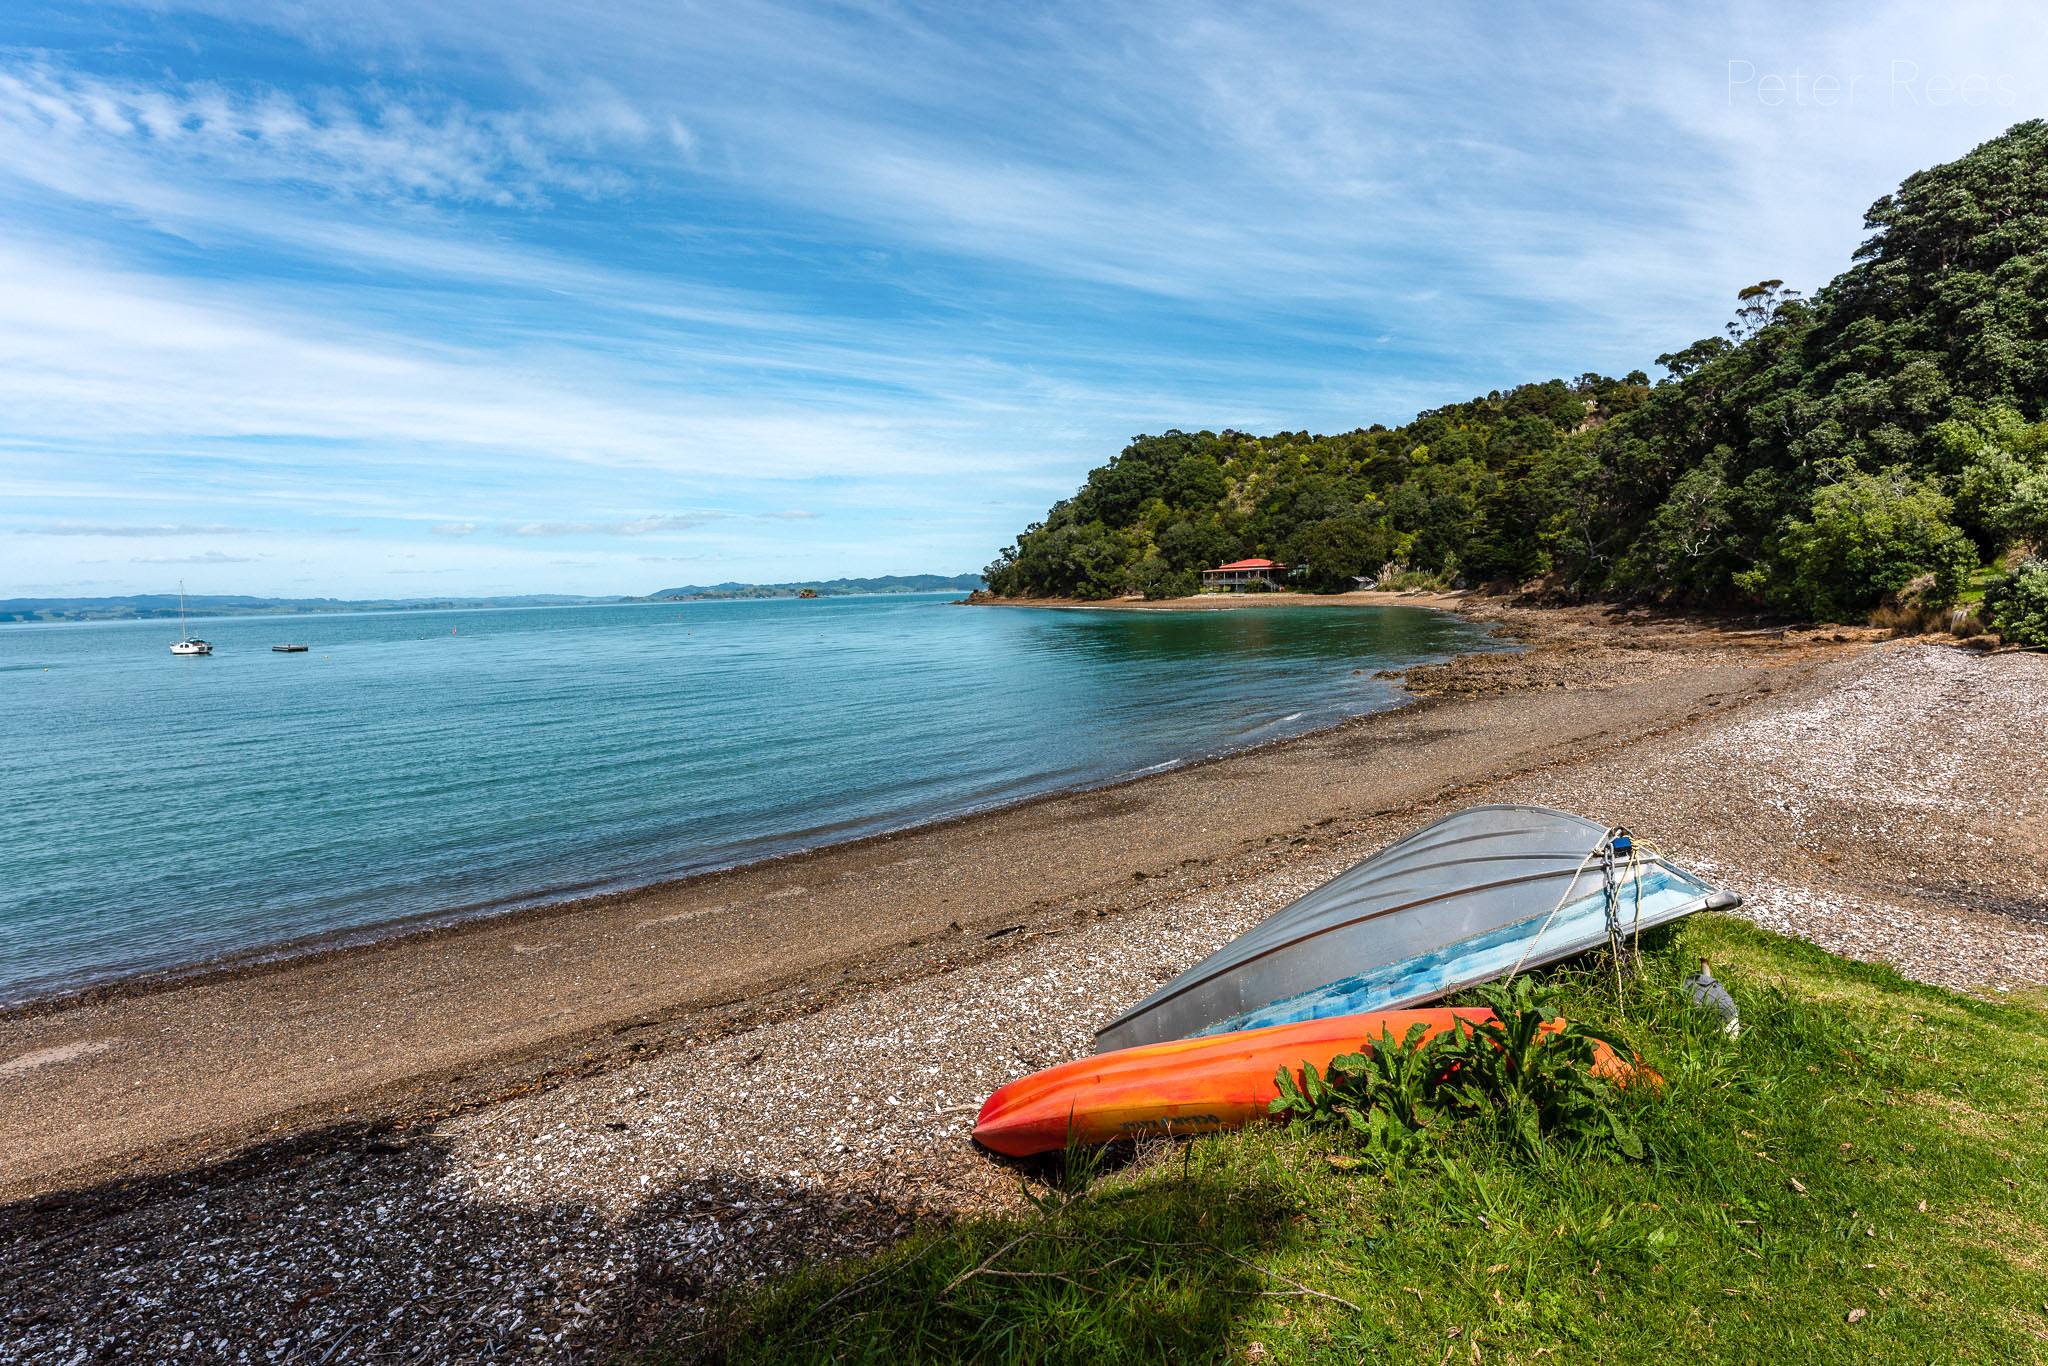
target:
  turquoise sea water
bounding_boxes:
[0,595,1498,1004]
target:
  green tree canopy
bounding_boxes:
[985,122,2048,622]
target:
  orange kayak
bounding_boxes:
[972,1008,1482,1157]
[972,1007,1646,1157]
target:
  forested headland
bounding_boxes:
[983,122,2048,643]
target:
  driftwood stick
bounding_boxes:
[795,1236,947,1329]
[942,1228,1043,1294]
[1123,1238,1363,1313]
[971,1251,1133,1287]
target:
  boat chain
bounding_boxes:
[1510,826,1648,1012]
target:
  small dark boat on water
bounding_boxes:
[1093,804,1739,1054]
[271,643,309,652]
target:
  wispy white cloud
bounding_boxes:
[0,63,650,206]
[506,514,715,537]
[3,1,2043,600]
[25,522,253,536]
[0,232,1031,483]
[130,549,263,563]
[430,522,477,536]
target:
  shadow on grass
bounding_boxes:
[663,1160,1311,1366]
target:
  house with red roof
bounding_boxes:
[1200,558,1288,591]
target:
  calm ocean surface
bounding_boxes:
[0,595,1499,1004]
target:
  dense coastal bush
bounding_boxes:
[1985,556,2048,646]
[985,122,2048,623]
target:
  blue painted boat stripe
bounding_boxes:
[1104,860,1620,1023]
[1185,866,1711,1038]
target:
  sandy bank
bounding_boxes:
[968,587,1470,611]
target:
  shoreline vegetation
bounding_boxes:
[965,586,1470,611]
[979,123,2048,651]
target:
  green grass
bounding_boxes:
[1956,562,2006,607]
[643,917,2048,1365]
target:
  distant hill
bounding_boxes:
[649,574,983,600]
[0,593,630,624]
[2,578,988,622]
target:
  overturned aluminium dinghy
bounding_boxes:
[1093,804,1739,1054]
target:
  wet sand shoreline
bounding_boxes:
[965,587,1473,612]
[0,597,1812,1203]
[0,591,1483,1024]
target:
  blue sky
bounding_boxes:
[0,1,2042,598]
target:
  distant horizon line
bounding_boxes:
[0,572,987,620]
[3,571,983,602]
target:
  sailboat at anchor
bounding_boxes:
[169,581,212,655]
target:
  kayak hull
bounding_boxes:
[972,1008,1494,1158]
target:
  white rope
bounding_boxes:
[1506,829,1619,981]
[1629,840,1646,965]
